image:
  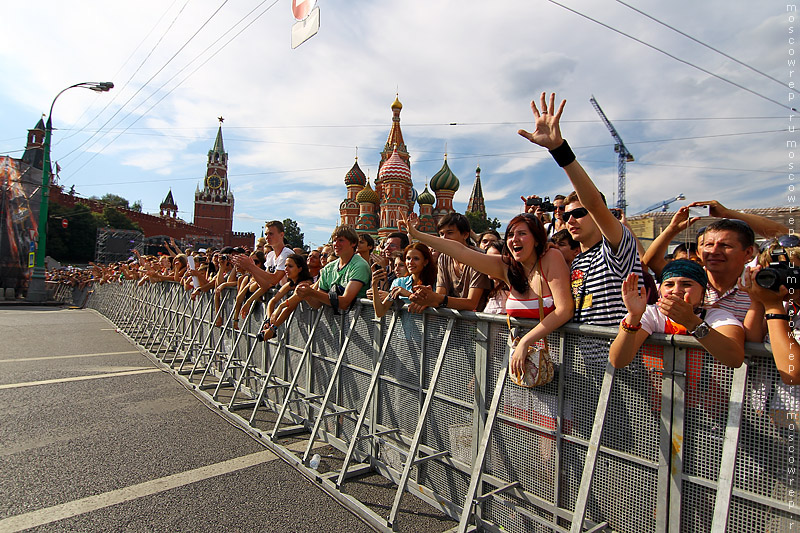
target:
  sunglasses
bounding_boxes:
[561,207,589,223]
[759,234,800,253]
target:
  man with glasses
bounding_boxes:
[643,205,787,337]
[519,92,642,327]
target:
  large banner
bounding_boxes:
[0,156,40,291]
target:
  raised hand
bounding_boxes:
[621,273,647,317]
[517,92,566,150]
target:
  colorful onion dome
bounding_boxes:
[430,157,459,191]
[391,94,403,111]
[378,147,411,183]
[409,187,419,204]
[417,186,435,205]
[344,159,366,186]
[356,181,379,204]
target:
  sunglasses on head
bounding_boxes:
[561,207,589,223]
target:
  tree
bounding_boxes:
[98,206,141,232]
[130,200,143,212]
[282,218,307,251]
[92,193,131,210]
[465,211,502,234]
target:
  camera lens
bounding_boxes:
[755,268,780,291]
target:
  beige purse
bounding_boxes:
[508,261,554,388]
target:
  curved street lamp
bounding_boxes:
[26,81,114,302]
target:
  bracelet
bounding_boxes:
[548,139,576,167]
[438,295,449,308]
[765,313,791,321]
[621,318,642,333]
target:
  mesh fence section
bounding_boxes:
[89,284,800,532]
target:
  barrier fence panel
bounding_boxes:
[83,281,799,533]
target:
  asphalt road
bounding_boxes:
[0,306,374,532]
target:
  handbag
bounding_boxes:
[507,261,554,387]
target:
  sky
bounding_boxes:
[0,1,791,249]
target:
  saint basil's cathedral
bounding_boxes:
[339,95,486,237]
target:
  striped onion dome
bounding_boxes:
[378,147,411,183]
[356,181,379,204]
[344,159,366,186]
[417,186,435,206]
[430,157,459,192]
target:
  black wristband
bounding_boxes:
[765,313,791,321]
[549,139,576,167]
[438,295,449,308]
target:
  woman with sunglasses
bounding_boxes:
[402,212,573,377]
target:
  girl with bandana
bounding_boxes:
[610,259,745,369]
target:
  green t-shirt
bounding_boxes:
[318,253,371,300]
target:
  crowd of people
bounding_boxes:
[78,92,798,391]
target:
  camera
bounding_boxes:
[525,196,555,212]
[755,262,800,292]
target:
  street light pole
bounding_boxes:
[26,81,113,302]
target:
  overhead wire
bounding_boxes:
[56,0,187,145]
[613,0,796,94]
[61,0,280,184]
[58,0,230,166]
[545,0,796,111]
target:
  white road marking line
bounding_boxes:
[0,450,277,533]
[0,351,139,363]
[0,368,160,390]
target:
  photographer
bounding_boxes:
[522,194,565,238]
[741,236,800,385]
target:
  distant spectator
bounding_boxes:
[372,243,437,317]
[357,233,375,263]
[550,228,580,265]
[477,229,501,251]
[408,212,492,313]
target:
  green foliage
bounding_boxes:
[465,211,502,234]
[97,193,130,209]
[130,200,143,212]
[100,206,140,231]
[282,218,308,251]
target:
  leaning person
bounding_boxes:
[372,243,437,318]
[403,212,573,377]
[258,254,314,341]
[295,226,371,313]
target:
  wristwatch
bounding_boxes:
[689,320,711,339]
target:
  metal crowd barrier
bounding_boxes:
[49,281,90,307]
[85,280,798,532]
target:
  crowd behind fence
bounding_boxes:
[81,280,797,532]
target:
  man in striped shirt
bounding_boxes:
[518,92,642,328]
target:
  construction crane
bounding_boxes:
[589,95,634,216]
[634,193,686,216]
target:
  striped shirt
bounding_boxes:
[569,225,642,327]
[703,283,750,322]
